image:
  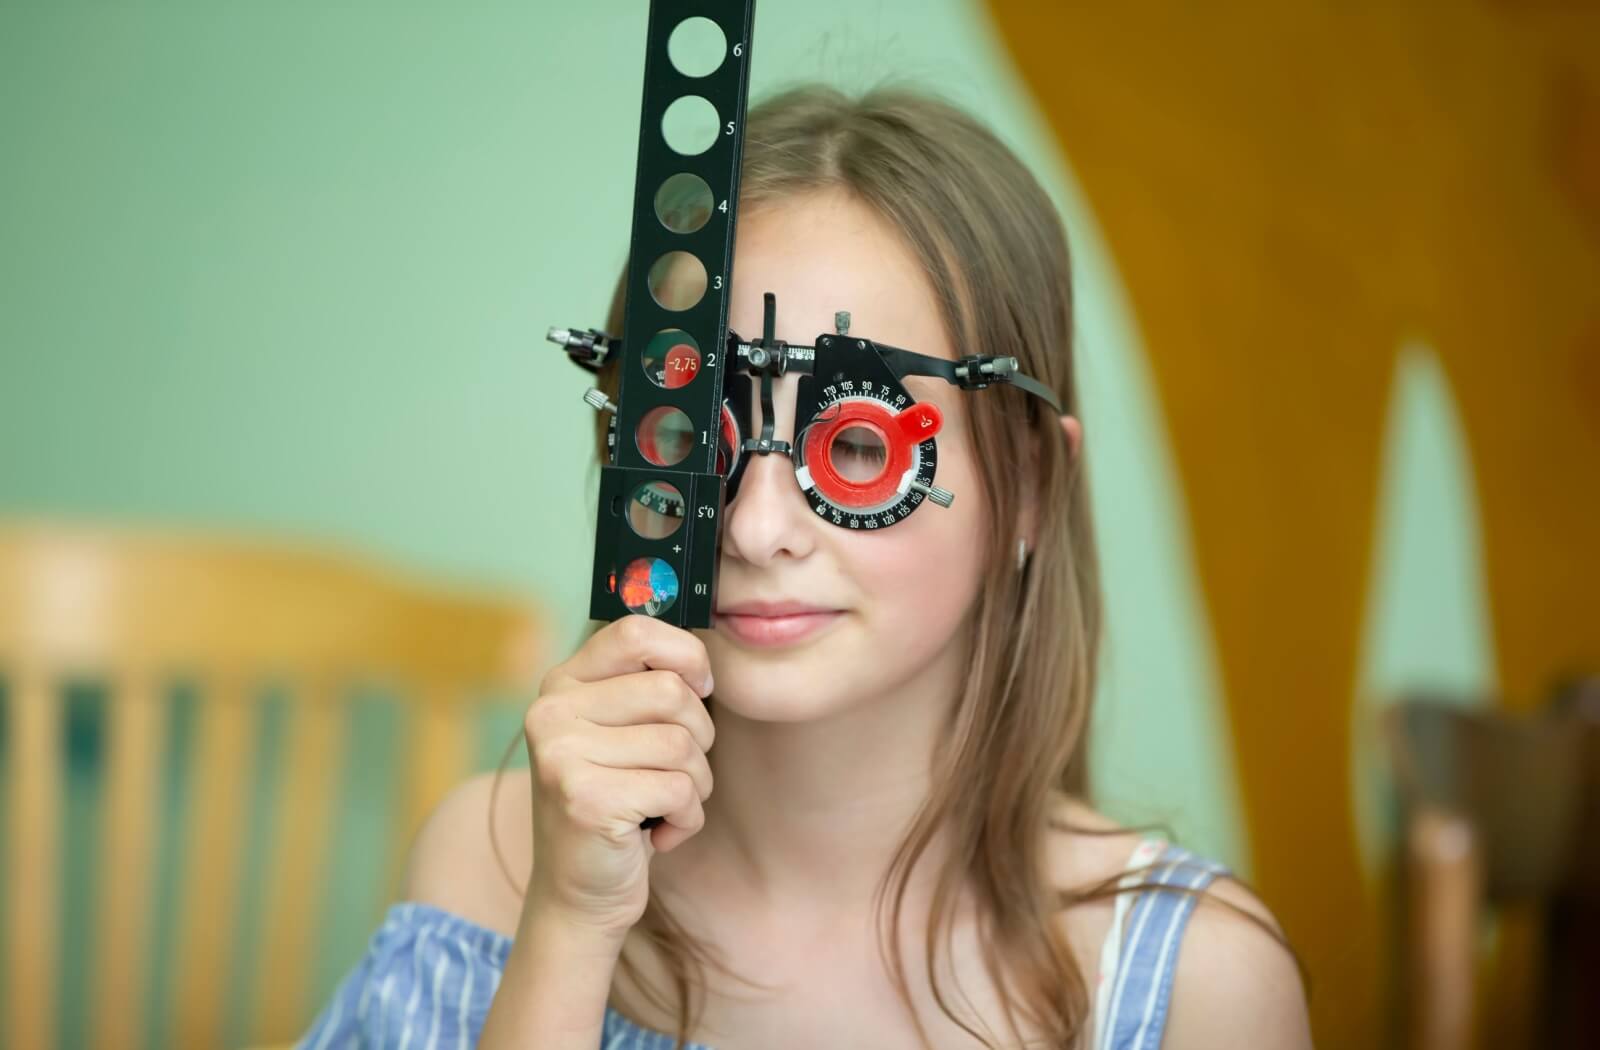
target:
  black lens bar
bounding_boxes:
[590,0,758,629]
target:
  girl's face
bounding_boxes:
[696,189,994,720]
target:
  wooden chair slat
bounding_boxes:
[6,668,60,1050]
[87,674,165,1050]
[169,676,257,1050]
[1405,806,1481,1050]
[249,680,347,1042]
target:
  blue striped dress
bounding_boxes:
[295,840,1226,1050]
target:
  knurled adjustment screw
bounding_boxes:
[582,388,618,415]
[910,479,955,507]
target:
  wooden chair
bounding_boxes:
[0,521,545,1050]
[1384,680,1600,1050]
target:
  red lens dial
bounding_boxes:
[800,399,942,511]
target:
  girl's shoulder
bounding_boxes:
[1044,793,1312,1049]
[1043,792,1158,889]
[400,767,534,940]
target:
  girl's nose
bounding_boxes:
[720,374,817,565]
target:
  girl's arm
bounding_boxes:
[403,771,629,1050]
[476,903,627,1050]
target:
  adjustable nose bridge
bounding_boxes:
[749,369,800,455]
[728,369,804,504]
[721,383,818,565]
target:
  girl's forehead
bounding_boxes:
[728,194,956,366]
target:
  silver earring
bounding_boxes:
[1017,539,1029,572]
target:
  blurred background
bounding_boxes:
[1,3,1596,1049]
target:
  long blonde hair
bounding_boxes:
[498,82,1108,1048]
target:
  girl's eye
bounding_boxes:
[836,442,885,462]
[829,425,888,482]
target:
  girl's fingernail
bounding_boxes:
[702,674,715,696]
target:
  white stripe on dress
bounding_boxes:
[1093,837,1167,1049]
[457,947,474,1050]
[603,1007,630,1050]
[423,940,450,1048]
[397,927,430,1050]
[1097,860,1178,1044]
[375,973,396,1046]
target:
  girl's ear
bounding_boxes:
[1060,414,1083,463]
[1017,414,1083,551]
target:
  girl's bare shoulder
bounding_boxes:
[1043,793,1312,1047]
[1042,792,1154,890]
[1041,792,1153,963]
[399,767,534,939]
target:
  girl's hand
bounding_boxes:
[522,615,716,937]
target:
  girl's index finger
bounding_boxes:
[563,614,715,698]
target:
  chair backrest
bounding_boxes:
[0,521,545,1050]
[1385,688,1600,1050]
[1387,696,1585,901]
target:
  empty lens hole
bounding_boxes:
[647,251,708,312]
[662,95,720,156]
[667,17,727,78]
[654,172,715,235]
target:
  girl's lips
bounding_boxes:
[714,610,844,647]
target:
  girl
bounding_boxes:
[298,84,1312,1050]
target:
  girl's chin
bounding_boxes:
[701,685,842,723]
